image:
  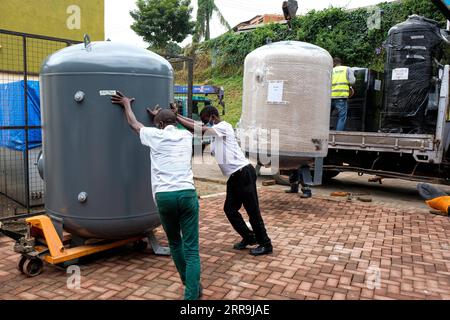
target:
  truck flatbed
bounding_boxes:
[329,131,436,153]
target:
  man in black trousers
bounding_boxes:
[173,105,273,256]
[285,165,313,198]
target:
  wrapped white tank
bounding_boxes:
[237,41,333,170]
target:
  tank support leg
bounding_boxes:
[313,157,324,186]
[147,231,170,256]
[255,163,262,176]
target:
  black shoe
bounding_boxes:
[285,184,299,194]
[250,244,273,256]
[233,238,257,250]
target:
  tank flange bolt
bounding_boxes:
[78,192,88,203]
[74,91,85,103]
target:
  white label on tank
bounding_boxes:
[392,68,409,81]
[374,79,382,91]
[411,35,424,40]
[267,81,284,104]
[99,90,117,96]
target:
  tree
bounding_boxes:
[150,42,183,56]
[194,0,230,42]
[130,0,195,52]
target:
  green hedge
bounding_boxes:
[201,0,447,75]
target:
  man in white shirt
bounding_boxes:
[111,92,201,300]
[174,105,273,256]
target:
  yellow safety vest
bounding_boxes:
[332,66,350,99]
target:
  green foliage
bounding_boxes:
[130,0,195,51]
[205,76,243,126]
[201,0,447,75]
[150,42,183,56]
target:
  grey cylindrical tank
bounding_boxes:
[40,41,173,239]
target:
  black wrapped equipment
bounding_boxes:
[381,15,449,134]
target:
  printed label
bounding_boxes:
[267,81,284,104]
[411,35,425,40]
[392,68,409,81]
[99,90,117,96]
[374,79,382,91]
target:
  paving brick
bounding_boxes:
[98,290,119,300]
[332,292,347,300]
[0,189,449,300]
[17,292,40,300]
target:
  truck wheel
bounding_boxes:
[321,170,340,184]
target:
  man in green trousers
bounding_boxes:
[111,92,201,300]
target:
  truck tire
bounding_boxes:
[321,170,340,184]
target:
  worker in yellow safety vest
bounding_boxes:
[331,57,355,131]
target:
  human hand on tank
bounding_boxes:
[146,105,162,118]
[169,103,178,116]
[111,91,135,108]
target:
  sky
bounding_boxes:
[105,0,398,48]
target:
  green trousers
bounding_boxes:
[155,189,201,300]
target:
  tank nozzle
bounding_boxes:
[78,192,88,203]
[74,91,85,102]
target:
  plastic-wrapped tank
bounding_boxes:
[40,42,173,239]
[238,41,333,169]
[381,15,449,134]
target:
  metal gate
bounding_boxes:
[0,29,80,210]
[166,54,194,118]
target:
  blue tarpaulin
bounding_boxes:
[0,80,42,151]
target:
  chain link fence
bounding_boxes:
[0,30,80,213]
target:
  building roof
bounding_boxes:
[233,14,286,32]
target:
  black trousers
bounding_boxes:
[224,164,271,246]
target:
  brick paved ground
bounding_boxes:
[0,189,449,300]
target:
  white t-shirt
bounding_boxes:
[140,125,195,198]
[210,121,250,177]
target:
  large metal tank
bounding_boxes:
[381,15,449,134]
[237,41,332,169]
[40,41,173,239]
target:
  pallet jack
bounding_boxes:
[0,215,170,277]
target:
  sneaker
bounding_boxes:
[233,238,257,250]
[300,189,312,198]
[249,244,273,256]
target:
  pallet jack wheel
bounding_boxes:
[22,257,43,277]
[17,255,27,274]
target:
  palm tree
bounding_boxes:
[194,0,230,42]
